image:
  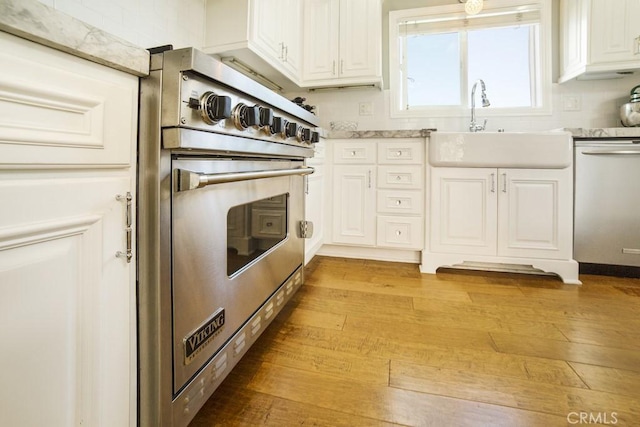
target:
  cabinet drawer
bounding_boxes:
[376,216,424,249]
[377,165,424,189]
[377,140,424,164]
[377,190,423,215]
[333,141,376,164]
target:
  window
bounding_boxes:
[389,0,551,118]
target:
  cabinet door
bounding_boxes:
[332,165,375,245]
[252,0,284,61]
[430,168,497,255]
[497,169,572,259]
[589,0,640,66]
[560,0,587,78]
[281,0,302,75]
[305,165,325,262]
[302,0,339,81]
[339,0,381,78]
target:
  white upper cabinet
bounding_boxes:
[302,0,382,87]
[204,0,302,90]
[560,0,640,82]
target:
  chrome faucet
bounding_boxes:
[469,79,490,132]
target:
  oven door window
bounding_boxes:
[227,193,289,276]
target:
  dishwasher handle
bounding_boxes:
[582,149,640,155]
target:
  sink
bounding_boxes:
[428,131,573,168]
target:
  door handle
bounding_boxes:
[582,150,640,155]
[502,173,507,193]
[175,167,314,192]
[490,173,495,192]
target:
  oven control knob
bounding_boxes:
[200,92,231,124]
[270,117,286,136]
[310,131,320,144]
[231,103,260,130]
[259,107,274,128]
[298,127,312,143]
[285,122,298,139]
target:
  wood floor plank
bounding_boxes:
[555,323,640,351]
[248,362,567,427]
[569,362,640,397]
[389,360,640,425]
[491,332,640,373]
[284,306,346,331]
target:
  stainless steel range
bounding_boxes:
[137,47,319,427]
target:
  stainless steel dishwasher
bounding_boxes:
[574,137,640,272]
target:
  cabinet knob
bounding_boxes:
[351,151,356,156]
[396,230,402,236]
[396,150,402,156]
[396,175,402,181]
[396,200,402,206]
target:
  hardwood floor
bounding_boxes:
[190,256,640,426]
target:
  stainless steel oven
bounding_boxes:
[137,47,319,427]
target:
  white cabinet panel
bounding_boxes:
[377,215,423,249]
[302,0,382,87]
[333,141,376,164]
[377,140,424,164]
[377,189,423,215]
[332,165,375,245]
[498,169,572,259]
[378,165,423,190]
[0,33,136,167]
[0,176,132,427]
[430,167,497,255]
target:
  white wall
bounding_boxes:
[289,75,640,132]
[35,0,206,50]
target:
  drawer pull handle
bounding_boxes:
[396,230,402,236]
[350,151,356,156]
[396,200,402,205]
[396,175,402,180]
[396,150,402,156]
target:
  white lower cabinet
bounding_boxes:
[327,138,424,260]
[305,137,327,263]
[425,166,579,284]
[332,164,376,245]
[0,32,137,426]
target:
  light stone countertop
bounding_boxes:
[564,127,640,138]
[0,0,149,76]
[326,129,435,139]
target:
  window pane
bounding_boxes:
[406,32,460,107]
[468,25,535,108]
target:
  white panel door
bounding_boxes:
[498,168,571,259]
[430,167,497,255]
[0,176,133,427]
[589,0,640,66]
[302,0,340,81]
[332,165,375,245]
[252,0,283,61]
[339,0,380,78]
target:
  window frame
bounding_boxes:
[388,0,552,119]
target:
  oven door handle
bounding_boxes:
[175,166,315,192]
